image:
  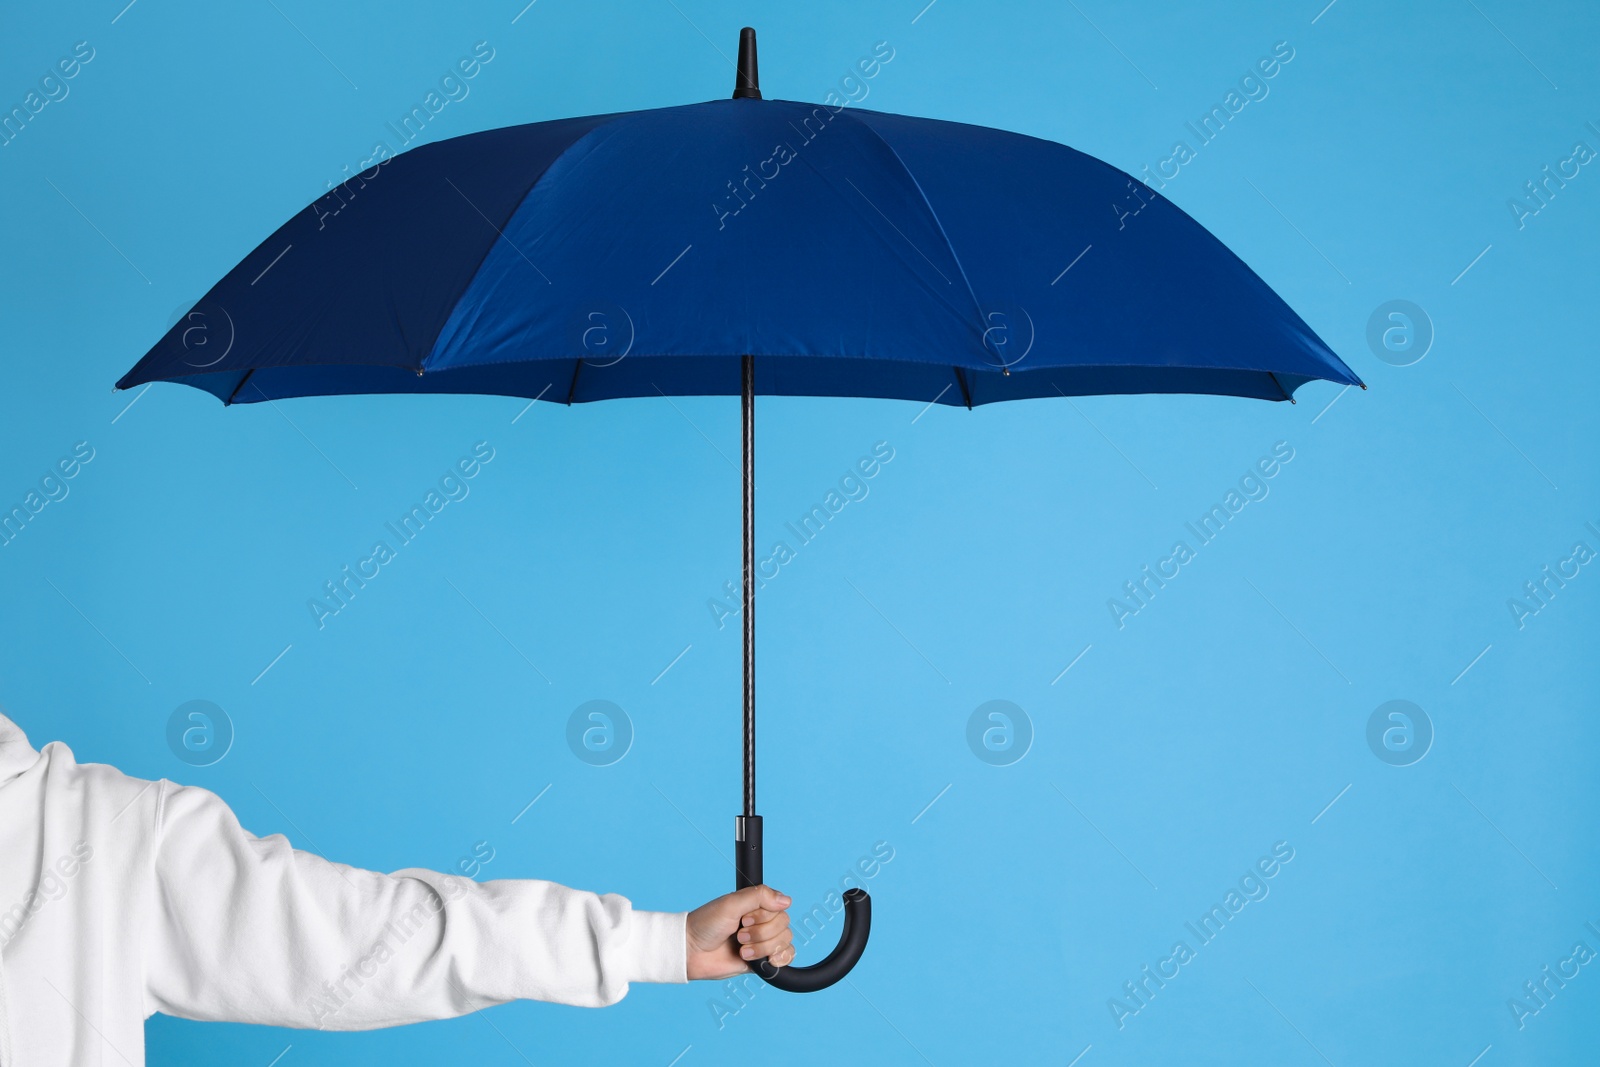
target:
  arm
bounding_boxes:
[142,780,688,1029]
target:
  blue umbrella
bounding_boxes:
[118,28,1362,992]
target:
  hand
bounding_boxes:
[685,884,795,980]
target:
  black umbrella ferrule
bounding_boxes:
[733,27,761,99]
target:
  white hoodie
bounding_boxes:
[0,713,687,1066]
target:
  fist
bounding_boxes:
[686,884,795,980]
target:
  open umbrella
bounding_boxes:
[117,28,1363,992]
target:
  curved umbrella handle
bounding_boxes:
[735,815,871,993]
[751,888,870,993]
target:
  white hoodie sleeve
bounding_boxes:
[142,779,686,1030]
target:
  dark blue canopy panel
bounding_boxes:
[118,99,1361,407]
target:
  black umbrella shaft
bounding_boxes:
[742,355,756,818]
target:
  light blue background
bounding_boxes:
[2,1,1597,1064]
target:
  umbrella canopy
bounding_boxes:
[116,28,1361,995]
[116,65,1359,407]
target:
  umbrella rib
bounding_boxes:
[841,109,989,344]
[565,359,582,405]
[223,368,256,406]
[953,367,973,409]
[784,109,979,350]
[413,129,611,381]
[1267,371,1295,404]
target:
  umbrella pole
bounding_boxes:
[741,354,757,820]
[726,39,870,993]
[736,355,762,893]
[731,352,871,994]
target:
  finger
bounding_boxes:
[726,884,790,920]
[736,912,790,943]
[748,940,796,966]
[741,923,794,961]
[740,908,782,927]
[745,932,793,961]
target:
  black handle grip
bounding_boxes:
[735,815,871,993]
[753,888,870,992]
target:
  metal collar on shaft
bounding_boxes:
[742,355,756,817]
